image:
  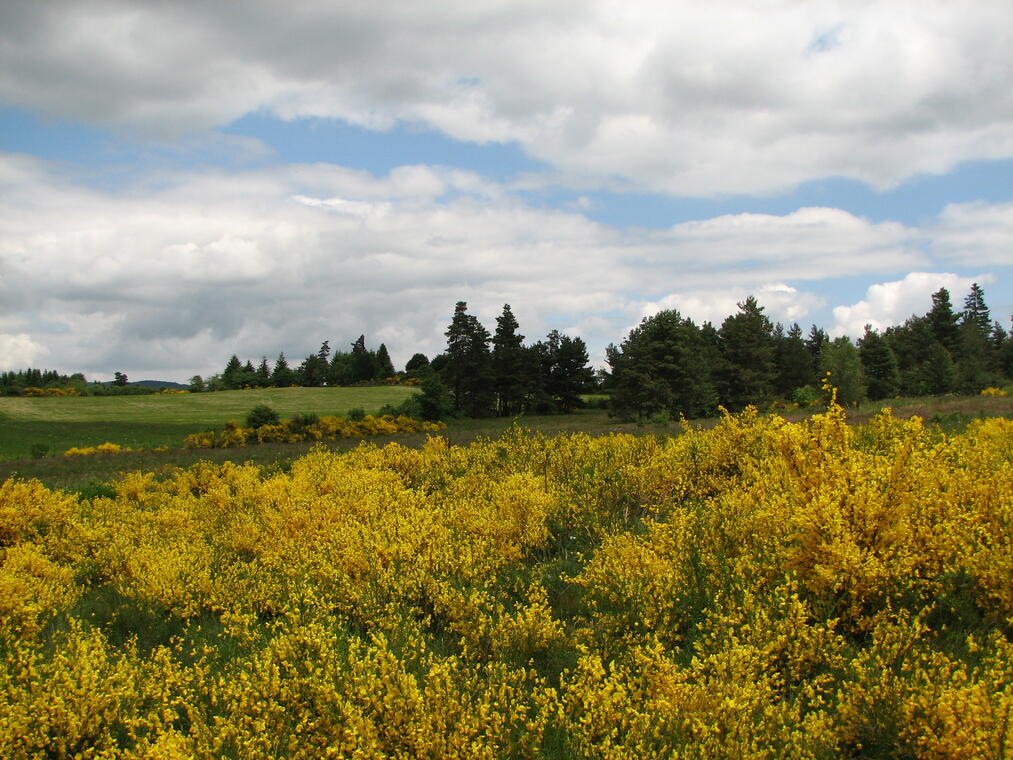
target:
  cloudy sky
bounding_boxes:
[1,1,1011,382]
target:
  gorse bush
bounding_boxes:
[1,401,1011,758]
[183,413,445,449]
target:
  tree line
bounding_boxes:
[190,336,398,392]
[607,283,1012,420]
[5,284,1010,420]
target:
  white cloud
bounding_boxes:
[1,2,1011,195]
[0,154,1007,381]
[640,283,825,329]
[0,333,47,369]
[830,272,998,338]
[928,201,1013,267]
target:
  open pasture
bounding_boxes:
[0,386,418,460]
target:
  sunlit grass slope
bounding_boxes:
[0,386,418,459]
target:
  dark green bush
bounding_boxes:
[245,404,280,429]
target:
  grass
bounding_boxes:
[1,391,1010,494]
[0,385,418,460]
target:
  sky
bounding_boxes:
[1,1,1011,382]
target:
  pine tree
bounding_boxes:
[492,304,526,416]
[717,296,776,410]
[927,288,960,355]
[443,302,494,417]
[272,353,294,387]
[222,355,243,389]
[962,283,991,335]
[775,322,813,397]
[350,335,375,383]
[858,326,900,400]
[375,343,396,378]
[608,310,717,420]
[255,357,271,387]
[545,330,594,413]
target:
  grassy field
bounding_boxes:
[0,386,418,461]
[1,389,1009,493]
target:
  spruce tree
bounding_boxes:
[443,302,494,417]
[272,353,294,387]
[775,322,813,397]
[927,288,960,355]
[858,326,900,400]
[962,283,991,335]
[375,343,396,378]
[717,296,776,410]
[350,335,375,383]
[492,304,526,416]
[608,310,717,420]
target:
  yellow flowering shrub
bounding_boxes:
[1,401,1011,757]
[183,413,446,449]
[63,441,134,456]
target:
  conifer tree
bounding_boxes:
[717,296,776,410]
[443,301,494,417]
[858,326,900,400]
[775,322,813,397]
[820,337,865,406]
[927,287,960,354]
[375,343,396,378]
[492,304,526,416]
[350,335,375,383]
[271,353,294,387]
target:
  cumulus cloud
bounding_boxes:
[0,333,47,369]
[1,2,1011,195]
[830,272,998,338]
[641,283,826,329]
[3,153,1005,381]
[927,201,1013,267]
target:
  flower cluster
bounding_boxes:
[1,402,1010,757]
[182,414,446,449]
[62,441,135,457]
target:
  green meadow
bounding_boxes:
[0,386,419,461]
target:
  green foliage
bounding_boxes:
[29,442,50,459]
[608,309,717,421]
[345,407,366,421]
[820,336,866,406]
[859,326,900,401]
[245,404,280,429]
[717,296,776,410]
[418,370,453,421]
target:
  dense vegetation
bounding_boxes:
[607,284,1013,420]
[2,399,1011,758]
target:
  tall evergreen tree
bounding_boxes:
[962,283,991,335]
[443,302,494,417]
[775,322,813,397]
[805,325,828,383]
[375,343,396,378]
[545,330,593,413]
[858,326,900,400]
[350,335,375,383]
[272,353,294,387]
[927,287,960,355]
[492,304,526,416]
[222,355,243,389]
[608,310,717,420]
[717,296,776,411]
[255,357,272,387]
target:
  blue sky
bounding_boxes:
[1,2,1010,381]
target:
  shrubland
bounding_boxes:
[1,398,1011,758]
